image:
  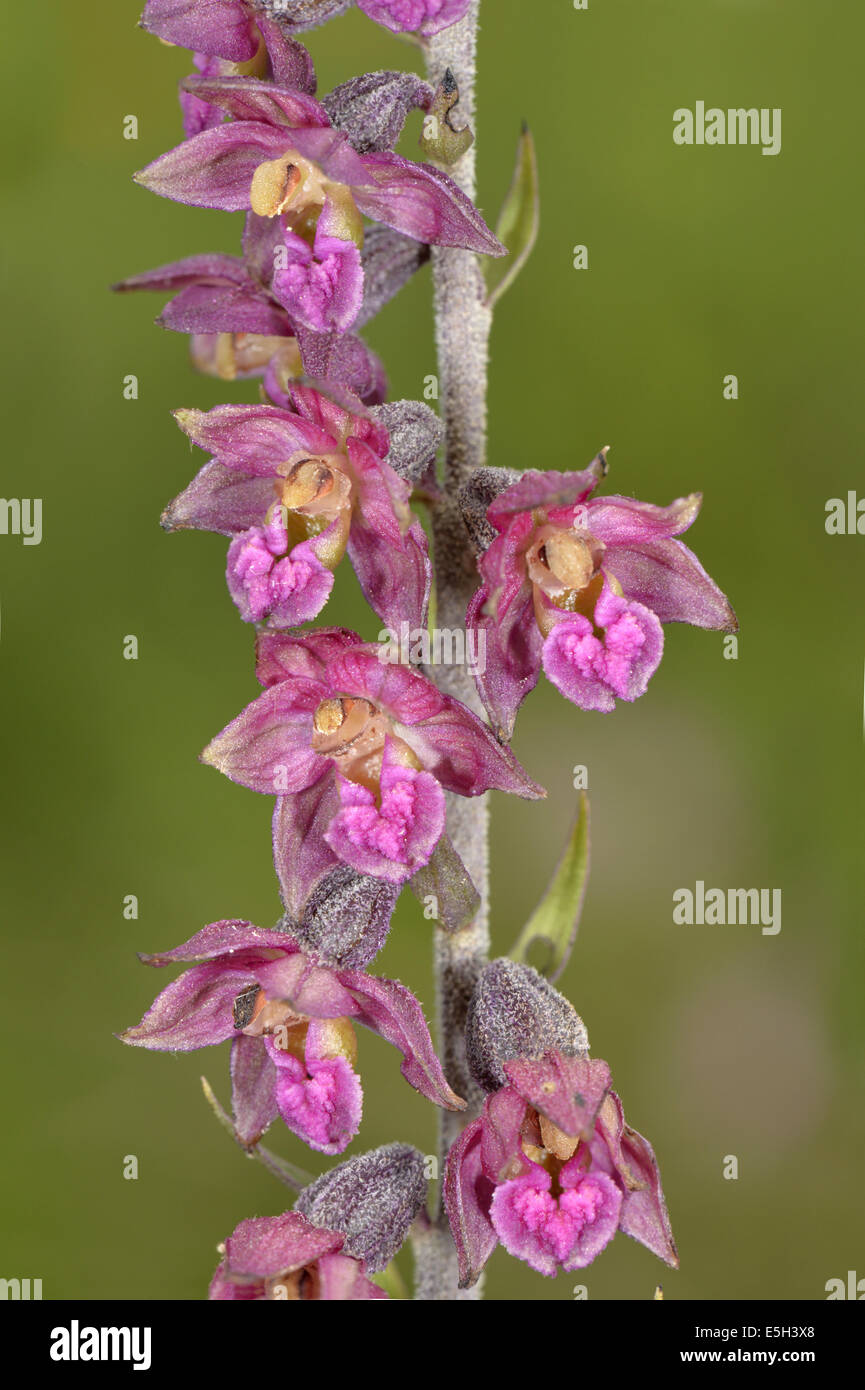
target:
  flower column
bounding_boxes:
[415,0,492,1300]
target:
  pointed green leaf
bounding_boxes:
[201,1075,312,1192]
[484,123,540,308]
[510,792,590,980]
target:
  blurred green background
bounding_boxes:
[2,0,863,1301]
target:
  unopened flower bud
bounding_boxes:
[458,466,523,554]
[295,1143,427,1272]
[466,959,589,1094]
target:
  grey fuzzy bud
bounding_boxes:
[295,1143,427,1272]
[466,959,589,1094]
[458,467,523,554]
[323,70,433,155]
[371,399,443,484]
[284,864,398,969]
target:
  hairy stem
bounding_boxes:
[413,0,493,1301]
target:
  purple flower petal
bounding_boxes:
[337,970,465,1111]
[174,402,334,471]
[601,536,738,631]
[467,572,541,742]
[272,780,342,920]
[162,461,279,537]
[160,281,288,336]
[201,684,327,794]
[255,626,362,689]
[354,152,506,257]
[221,1211,342,1281]
[324,646,443,725]
[318,639,545,795]
[292,325,387,406]
[309,132,381,191]
[443,1117,498,1288]
[112,252,249,294]
[231,1033,279,1146]
[119,963,247,1051]
[242,208,285,279]
[488,467,600,527]
[316,1251,388,1299]
[284,380,388,456]
[503,1053,612,1139]
[399,696,546,800]
[593,1091,679,1268]
[586,492,703,543]
[255,19,317,96]
[179,52,233,138]
[180,87,225,140]
[347,437,431,630]
[479,1084,532,1183]
[141,0,258,62]
[135,121,292,210]
[180,74,329,129]
[253,952,360,1019]
[137,919,300,965]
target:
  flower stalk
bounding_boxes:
[414,0,492,1301]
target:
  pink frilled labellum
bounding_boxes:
[209,1210,386,1301]
[119,919,463,1154]
[490,1160,622,1277]
[444,1050,678,1287]
[201,627,545,886]
[226,506,336,626]
[164,384,431,632]
[271,217,363,333]
[326,739,447,883]
[466,459,738,737]
[133,73,504,335]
